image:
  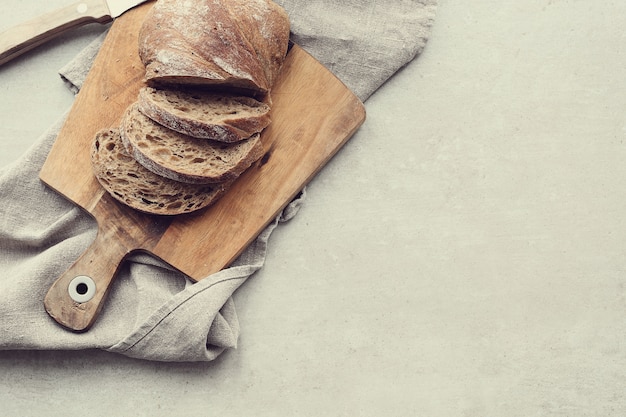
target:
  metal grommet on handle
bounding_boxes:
[68,276,96,303]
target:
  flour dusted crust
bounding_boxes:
[90,129,230,215]
[137,87,271,142]
[120,103,265,184]
[138,0,290,95]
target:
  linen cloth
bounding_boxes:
[0,0,437,362]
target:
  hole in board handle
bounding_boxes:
[68,276,96,303]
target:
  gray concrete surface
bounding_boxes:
[1,0,626,415]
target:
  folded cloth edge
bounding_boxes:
[106,191,305,362]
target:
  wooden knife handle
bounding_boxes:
[44,224,128,332]
[0,0,111,66]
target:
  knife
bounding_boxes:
[0,0,150,66]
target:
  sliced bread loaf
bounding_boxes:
[120,103,264,184]
[90,129,230,215]
[137,87,271,142]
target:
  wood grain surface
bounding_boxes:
[40,2,366,331]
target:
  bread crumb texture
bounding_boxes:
[137,87,271,142]
[91,129,229,215]
[121,104,264,184]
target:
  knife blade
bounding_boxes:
[0,0,150,66]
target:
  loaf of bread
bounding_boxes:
[137,87,271,142]
[120,103,264,184]
[90,0,289,215]
[138,0,290,95]
[91,129,230,215]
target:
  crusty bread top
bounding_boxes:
[91,129,230,215]
[137,87,271,142]
[138,0,290,95]
[120,103,265,184]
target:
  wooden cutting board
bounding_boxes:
[39,2,365,332]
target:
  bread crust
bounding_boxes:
[120,103,265,184]
[137,87,271,142]
[138,0,290,95]
[90,129,230,215]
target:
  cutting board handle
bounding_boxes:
[44,224,128,332]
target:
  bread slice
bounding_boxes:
[137,87,271,142]
[90,129,230,215]
[138,0,290,95]
[120,103,264,184]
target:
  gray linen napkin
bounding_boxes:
[0,0,437,362]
